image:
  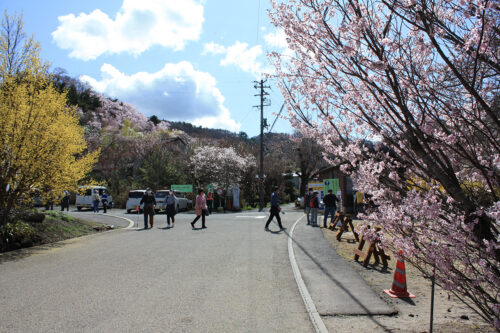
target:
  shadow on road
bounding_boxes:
[0,242,67,264]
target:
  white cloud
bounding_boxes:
[202,41,271,79]
[264,29,288,49]
[80,61,241,132]
[202,42,226,55]
[52,0,204,60]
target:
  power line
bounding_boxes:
[268,103,285,133]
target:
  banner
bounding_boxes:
[232,184,240,209]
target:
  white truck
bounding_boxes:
[76,186,113,211]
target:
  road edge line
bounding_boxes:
[97,213,135,229]
[288,215,329,333]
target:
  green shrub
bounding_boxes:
[0,221,36,244]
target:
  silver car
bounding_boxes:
[155,190,189,212]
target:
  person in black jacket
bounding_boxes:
[310,192,319,227]
[140,188,156,229]
[322,189,339,228]
[265,186,284,231]
[60,191,70,212]
[304,188,313,225]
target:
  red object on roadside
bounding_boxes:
[384,251,415,298]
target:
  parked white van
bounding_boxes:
[126,190,146,213]
[76,186,113,211]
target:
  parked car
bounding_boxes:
[154,190,189,211]
[126,190,146,213]
[295,196,305,208]
[174,191,189,211]
[154,190,169,213]
[76,186,113,211]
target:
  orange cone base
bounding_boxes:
[384,289,415,298]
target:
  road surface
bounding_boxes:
[0,207,314,332]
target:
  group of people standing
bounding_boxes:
[140,189,178,229]
[138,188,210,230]
[304,188,339,228]
[91,189,108,213]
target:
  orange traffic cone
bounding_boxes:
[384,251,415,298]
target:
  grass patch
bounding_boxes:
[0,210,105,253]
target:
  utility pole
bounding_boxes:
[254,79,270,212]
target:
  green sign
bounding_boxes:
[207,184,214,192]
[171,184,193,193]
[323,179,339,194]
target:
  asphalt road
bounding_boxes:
[0,207,314,332]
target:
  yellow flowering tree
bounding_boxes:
[0,13,99,222]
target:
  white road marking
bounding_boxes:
[235,215,267,219]
[97,213,135,229]
[288,215,329,333]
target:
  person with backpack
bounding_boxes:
[92,189,100,213]
[101,192,108,213]
[310,192,319,227]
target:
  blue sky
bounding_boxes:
[1,0,291,137]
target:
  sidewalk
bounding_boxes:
[292,221,396,316]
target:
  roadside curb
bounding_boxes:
[288,215,329,333]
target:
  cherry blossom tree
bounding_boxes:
[189,146,256,190]
[77,92,190,203]
[269,0,499,326]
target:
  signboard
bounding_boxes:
[323,178,339,195]
[171,184,193,193]
[207,184,214,193]
[307,182,325,210]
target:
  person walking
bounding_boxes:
[310,192,319,227]
[191,189,208,229]
[92,189,100,213]
[140,188,156,229]
[265,186,284,231]
[101,192,108,214]
[206,189,214,214]
[322,189,339,228]
[165,191,177,228]
[304,188,313,225]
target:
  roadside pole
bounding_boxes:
[253,79,270,212]
[430,265,436,333]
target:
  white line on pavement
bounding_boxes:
[235,215,267,219]
[97,213,135,229]
[288,215,329,333]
